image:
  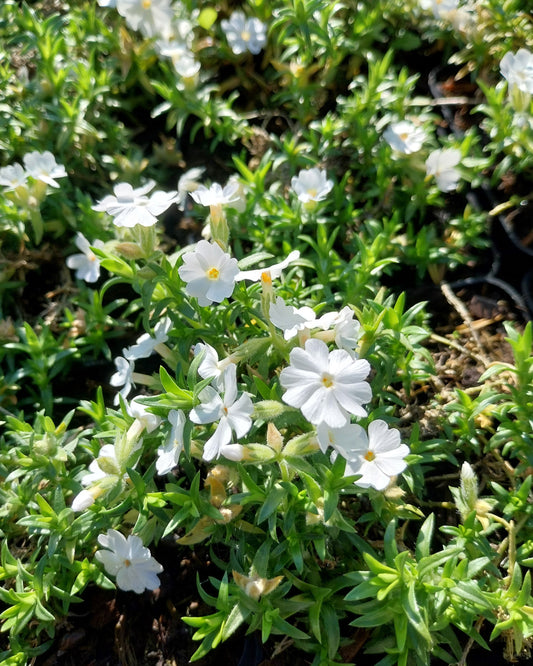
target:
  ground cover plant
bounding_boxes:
[1,0,533,664]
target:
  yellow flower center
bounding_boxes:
[399,132,409,141]
[321,374,334,388]
[364,450,375,462]
[307,188,318,198]
[124,558,132,567]
[261,271,272,285]
[142,0,151,8]
[241,30,251,42]
[207,267,220,280]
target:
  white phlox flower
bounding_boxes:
[177,167,205,207]
[383,121,426,154]
[269,296,318,340]
[124,317,172,360]
[81,443,120,487]
[95,529,163,594]
[190,182,240,208]
[116,0,174,39]
[0,163,28,190]
[178,239,240,306]
[236,250,300,282]
[425,148,462,192]
[221,11,267,55]
[315,305,361,354]
[342,420,410,491]
[66,232,105,283]
[190,363,253,461]
[500,49,533,95]
[291,167,333,204]
[110,355,135,404]
[127,397,162,433]
[23,151,67,188]
[194,341,234,389]
[316,422,364,458]
[156,409,185,475]
[279,338,372,428]
[419,0,459,19]
[93,181,179,228]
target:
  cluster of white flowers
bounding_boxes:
[0,150,67,191]
[278,333,409,490]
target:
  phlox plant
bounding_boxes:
[1,0,533,665]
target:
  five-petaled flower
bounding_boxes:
[342,420,410,491]
[93,181,179,228]
[383,121,426,154]
[116,0,174,39]
[190,363,253,461]
[221,11,267,55]
[66,232,105,283]
[279,338,372,428]
[95,529,163,593]
[425,148,462,192]
[500,48,533,95]
[178,240,240,306]
[23,151,67,188]
[291,167,333,204]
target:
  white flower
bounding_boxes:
[316,422,363,458]
[81,444,120,486]
[190,182,240,207]
[71,489,97,512]
[279,338,372,428]
[193,342,233,389]
[97,0,116,6]
[221,11,267,55]
[174,54,201,79]
[342,420,410,491]
[127,397,162,433]
[178,240,239,306]
[219,443,245,461]
[190,364,253,461]
[66,232,105,283]
[156,409,185,475]
[124,317,172,360]
[383,121,426,154]
[0,163,28,190]
[93,181,179,228]
[419,0,459,19]
[500,49,533,95]
[23,151,67,188]
[291,168,333,204]
[95,529,163,594]
[269,297,317,340]
[110,356,135,404]
[116,0,174,39]
[236,250,300,282]
[425,148,462,192]
[177,167,205,206]
[315,306,361,354]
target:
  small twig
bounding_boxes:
[440,281,491,368]
[457,617,485,666]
